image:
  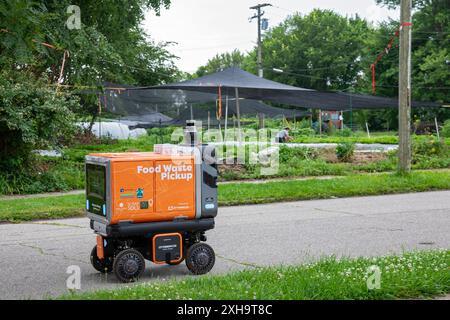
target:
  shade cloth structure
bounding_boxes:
[102,82,218,116]
[118,113,173,127]
[168,99,311,126]
[101,81,311,126]
[138,67,440,110]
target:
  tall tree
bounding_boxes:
[367,0,449,126]
[244,9,372,91]
[0,0,178,86]
[194,49,246,77]
[0,0,179,170]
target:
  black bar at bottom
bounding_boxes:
[104,218,215,237]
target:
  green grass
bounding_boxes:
[219,155,450,182]
[219,171,450,205]
[1,171,450,222]
[61,250,450,300]
[0,194,84,222]
[292,134,450,145]
[292,135,399,144]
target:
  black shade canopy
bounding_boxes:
[168,99,311,126]
[140,67,440,110]
[101,81,309,123]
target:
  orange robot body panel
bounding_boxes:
[96,235,104,260]
[89,152,196,225]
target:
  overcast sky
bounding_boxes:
[143,0,400,73]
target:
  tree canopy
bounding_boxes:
[194,49,246,78]
[0,0,178,170]
[194,3,449,129]
[0,0,178,86]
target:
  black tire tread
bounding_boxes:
[185,243,215,275]
[113,248,145,283]
[90,246,113,274]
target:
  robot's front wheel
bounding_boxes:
[185,243,215,275]
[113,248,146,283]
[90,246,113,273]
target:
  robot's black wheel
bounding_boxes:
[90,246,113,274]
[113,249,146,283]
[185,243,215,275]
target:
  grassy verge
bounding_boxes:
[218,171,450,206]
[0,194,84,222]
[1,171,450,223]
[292,135,450,145]
[61,250,449,300]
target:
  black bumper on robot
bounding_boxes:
[90,218,215,238]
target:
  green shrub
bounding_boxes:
[0,70,79,172]
[413,155,450,169]
[296,119,312,130]
[218,169,241,181]
[442,120,450,138]
[413,137,447,157]
[0,158,84,195]
[292,128,315,136]
[336,142,355,162]
[335,127,353,137]
[279,146,318,163]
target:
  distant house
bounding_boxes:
[321,110,344,129]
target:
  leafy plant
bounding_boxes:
[292,128,316,136]
[0,70,79,171]
[279,146,318,163]
[335,128,354,137]
[336,142,355,162]
[413,137,447,157]
[442,120,450,138]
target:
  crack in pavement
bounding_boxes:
[216,254,262,269]
[312,207,450,219]
[28,221,85,229]
[18,242,88,265]
[313,207,365,217]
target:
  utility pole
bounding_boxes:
[398,0,413,173]
[250,3,271,78]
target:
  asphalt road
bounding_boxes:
[1,191,449,299]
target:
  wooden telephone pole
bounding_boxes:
[398,0,413,173]
[250,3,272,78]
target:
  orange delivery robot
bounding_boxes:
[85,121,218,282]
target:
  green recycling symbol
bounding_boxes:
[136,188,144,199]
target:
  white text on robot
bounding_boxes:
[137,165,193,181]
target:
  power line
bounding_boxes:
[265,67,450,90]
[173,41,252,52]
[271,5,298,14]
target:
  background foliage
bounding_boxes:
[0,0,178,176]
[195,2,449,130]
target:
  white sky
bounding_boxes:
[143,0,400,73]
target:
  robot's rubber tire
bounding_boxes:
[185,243,215,275]
[90,246,113,274]
[113,249,146,283]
